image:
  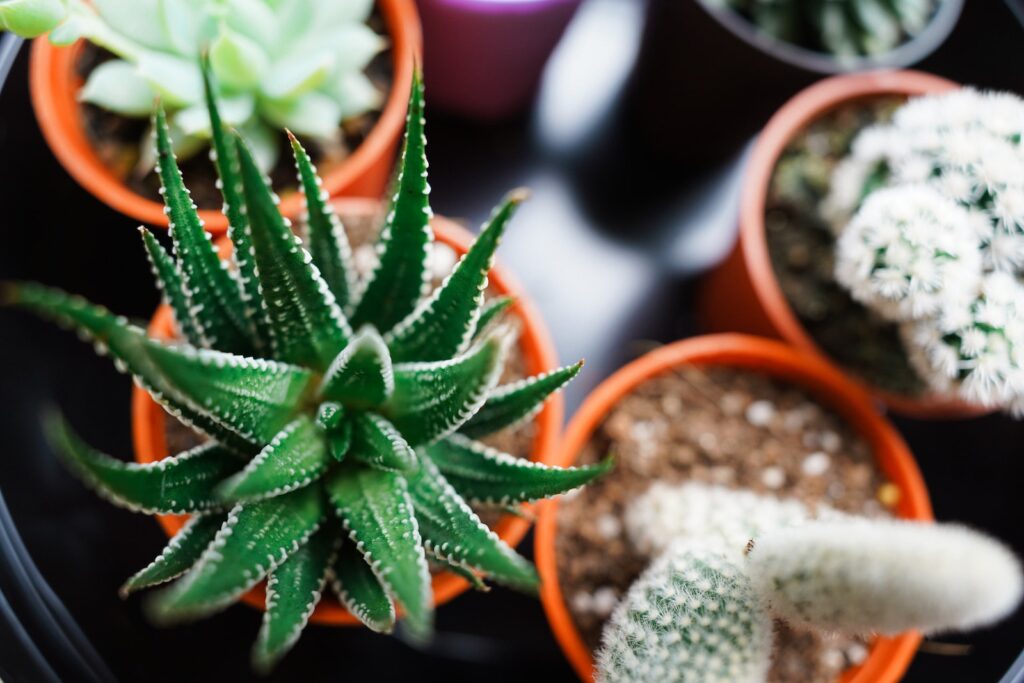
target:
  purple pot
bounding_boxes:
[416,0,582,119]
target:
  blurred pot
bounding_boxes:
[416,0,581,119]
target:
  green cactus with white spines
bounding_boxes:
[3,65,610,673]
[599,485,1022,683]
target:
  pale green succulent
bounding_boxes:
[3,0,385,170]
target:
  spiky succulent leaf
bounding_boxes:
[383,332,508,447]
[473,296,514,339]
[325,463,432,641]
[315,402,352,462]
[387,191,525,362]
[329,540,395,633]
[216,416,328,503]
[349,71,431,331]
[289,131,356,308]
[252,526,337,674]
[319,327,394,407]
[45,411,240,514]
[139,227,202,346]
[430,556,489,592]
[460,361,583,439]
[120,513,228,597]
[348,412,417,472]
[236,136,351,370]
[408,459,537,591]
[154,105,253,355]
[202,60,270,348]
[150,485,326,622]
[426,434,612,506]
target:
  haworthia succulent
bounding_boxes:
[236,136,351,371]
[384,333,508,446]
[386,191,525,363]
[252,526,338,673]
[216,415,329,503]
[472,296,514,339]
[329,539,395,633]
[47,414,240,515]
[408,459,538,591]
[425,434,611,506]
[154,105,253,355]
[149,485,326,622]
[289,131,356,308]
[120,513,229,597]
[319,327,394,407]
[139,227,202,346]
[348,412,417,473]
[348,71,432,332]
[460,361,583,438]
[326,464,432,641]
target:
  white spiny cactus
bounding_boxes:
[625,482,842,559]
[596,541,772,683]
[747,518,1024,635]
[826,88,1024,414]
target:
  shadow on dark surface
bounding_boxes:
[1,1,1023,681]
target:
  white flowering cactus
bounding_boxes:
[599,484,1023,683]
[826,88,1024,413]
[1,0,385,170]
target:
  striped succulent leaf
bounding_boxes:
[2,62,608,672]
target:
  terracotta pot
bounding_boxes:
[29,0,422,234]
[131,198,564,625]
[536,333,933,683]
[416,0,580,119]
[698,69,990,420]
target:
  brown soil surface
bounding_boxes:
[556,364,898,683]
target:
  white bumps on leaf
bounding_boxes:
[746,518,1024,635]
[596,541,772,683]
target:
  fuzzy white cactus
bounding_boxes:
[597,486,1023,683]
[596,541,772,683]
[625,482,842,559]
[748,518,1024,635]
[826,88,1024,413]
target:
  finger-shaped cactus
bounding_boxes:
[2,65,609,672]
[596,541,772,683]
[747,518,1024,635]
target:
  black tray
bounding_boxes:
[1,1,1023,681]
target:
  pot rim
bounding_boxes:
[696,0,964,75]
[131,198,564,625]
[28,0,421,234]
[536,333,932,683]
[736,68,990,419]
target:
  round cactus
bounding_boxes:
[747,518,1024,635]
[596,541,772,683]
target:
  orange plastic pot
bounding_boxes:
[536,333,933,683]
[131,198,564,625]
[698,70,989,420]
[29,0,421,234]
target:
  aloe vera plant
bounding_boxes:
[3,67,609,672]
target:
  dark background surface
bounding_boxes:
[0,0,1023,681]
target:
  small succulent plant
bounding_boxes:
[827,88,1024,413]
[598,484,1023,683]
[3,67,610,672]
[703,0,940,60]
[2,0,385,171]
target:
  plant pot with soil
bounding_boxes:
[2,69,611,673]
[22,0,421,232]
[622,0,962,169]
[702,70,1024,419]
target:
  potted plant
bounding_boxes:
[597,494,1022,682]
[621,0,962,169]
[3,0,420,232]
[2,67,611,672]
[701,70,1024,418]
[537,334,940,682]
[415,0,581,119]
